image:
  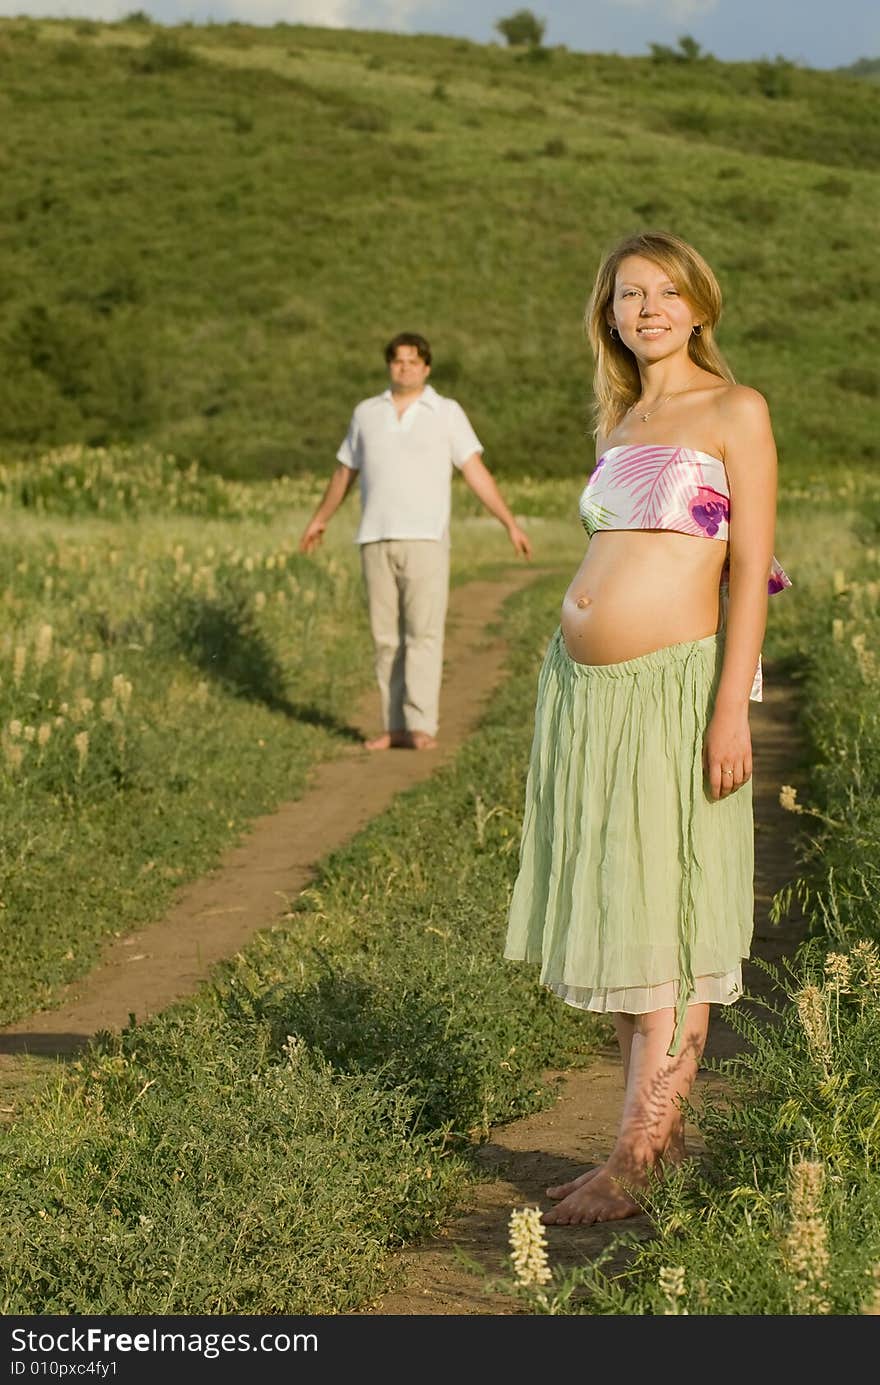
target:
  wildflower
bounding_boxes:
[508,1206,552,1288]
[779,785,804,814]
[824,953,852,993]
[832,569,847,594]
[35,624,53,667]
[850,633,875,680]
[37,723,52,747]
[254,591,267,611]
[781,1160,830,1314]
[23,725,36,743]
[111,675,132,709]
[851,940,880,990]
[861,1264,880,1316]
[76,697,94,718]
[831,618,844,642]
[89,652,105,681]
[13,645,26,686]
[74,731,89,769]
[3,743,23,773]
[659,1265,688,1315]
[8,720,22,739]
[795,985,833,1073]
[100,698,116,721]
[194,681,210,708]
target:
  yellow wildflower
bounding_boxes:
[111,674,132,709]
[35,624,53,667]
[782,1160,830,1315]
[3,743,23,773]
[824,953,852,993]
[508,1206,552,1288]
[659,1265,688,1315]
[795,985,833,1073]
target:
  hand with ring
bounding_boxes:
[703,714,753,800]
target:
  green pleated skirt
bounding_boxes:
[504,628,754,1052]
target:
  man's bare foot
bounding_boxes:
[546,1166,603,1201]
[409,731,438,750]
[542,1167,644,1226]
[364,731,409,751]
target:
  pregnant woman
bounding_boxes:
[505,229,790,1226]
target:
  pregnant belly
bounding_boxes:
[560,533,725,666]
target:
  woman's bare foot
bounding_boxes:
[546,1166,603,1201]
[541,1167,644,1227]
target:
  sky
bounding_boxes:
[1,0,877,69]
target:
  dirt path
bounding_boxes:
[0,567,539,1097]
[369,672,807,1314]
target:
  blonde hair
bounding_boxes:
[586,230,735,438]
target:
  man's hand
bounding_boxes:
[299,518,326,555]
[507,522,533,559]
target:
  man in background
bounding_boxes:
[299,332,532,749]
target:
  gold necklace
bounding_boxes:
[630,378,700,423]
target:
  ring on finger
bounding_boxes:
[721,767,734,778]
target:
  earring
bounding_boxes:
[692,323,704,336]
[609,326,620,340]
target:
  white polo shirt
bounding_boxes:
[336,384,483,544]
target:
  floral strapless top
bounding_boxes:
[578,444,791,701]
[579,444,791,595]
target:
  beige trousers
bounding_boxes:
[360,538,449,737]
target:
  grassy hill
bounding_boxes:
[2,17,878,478]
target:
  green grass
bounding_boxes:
[0,18,877,479]
[0,572,606,1314]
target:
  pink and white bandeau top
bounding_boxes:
[578,444,791,701]
[579,444,791,596]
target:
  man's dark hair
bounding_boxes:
[384,332,432,366]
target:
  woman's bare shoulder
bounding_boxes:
[714,382,771,425]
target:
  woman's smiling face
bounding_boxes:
[609,255,700,360]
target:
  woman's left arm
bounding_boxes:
[704,385,778,801]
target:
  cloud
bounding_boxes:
[0,0,124,14]
[0,0,428,26]
[610,0,720,20]
[201,0,426,27]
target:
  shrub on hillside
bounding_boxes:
[495,8,546,48]
[649,34,710,63]
[131,34,199,74]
